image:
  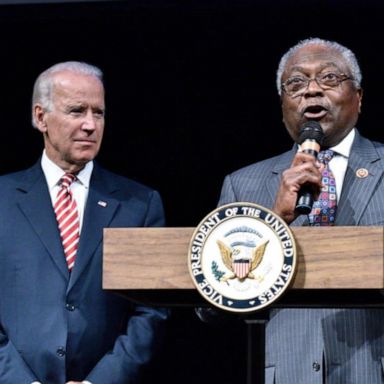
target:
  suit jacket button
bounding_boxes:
[56,347,66,357]
[65,303,75,311]
[312,361,321,371]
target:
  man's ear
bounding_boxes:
[358,88,363,114]
[33,104,48,132]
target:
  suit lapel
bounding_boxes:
[16,162,69,280]
[67,165,120,292]
[336,133,384,225]
[267,148,295,203]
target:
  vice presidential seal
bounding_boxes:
[188,203,296,312]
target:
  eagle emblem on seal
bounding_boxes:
[216,236,269,282]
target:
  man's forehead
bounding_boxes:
[51,71,104,100]
[285,45,347,72]
[52,71,103,90]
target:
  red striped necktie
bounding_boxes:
[54,173,80,271]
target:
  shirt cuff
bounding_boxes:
[31,382,42,384]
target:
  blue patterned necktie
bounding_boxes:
[308,149,337,226]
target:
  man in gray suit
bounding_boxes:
[216,38,384,383]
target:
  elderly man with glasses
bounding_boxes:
[200,38,384,384]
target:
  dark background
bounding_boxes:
[1,0,383,382]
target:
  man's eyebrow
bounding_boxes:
[288,62,341,74]
[288,65,306,73]
[318,62,342,71]
[64,104,86,112]
[66,103,85,108]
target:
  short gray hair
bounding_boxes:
[32,61,103,127]
[276,37,362,96]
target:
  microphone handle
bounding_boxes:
[295,148,319,214]
[296,188,314,214]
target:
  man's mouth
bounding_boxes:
[75,139,96,144]
[303,105,328,120]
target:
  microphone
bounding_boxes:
[295,121,324,214]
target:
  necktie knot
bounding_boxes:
[317,149,334,165]
[60,173,76,190]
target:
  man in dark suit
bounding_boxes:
[213,38,384,383]
[0,61,168,384]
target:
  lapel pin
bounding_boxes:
[356,168,369,178]
[98,200,107,207]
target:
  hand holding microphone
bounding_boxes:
[295,121,324,214]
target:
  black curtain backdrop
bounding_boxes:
[1,0,383,382]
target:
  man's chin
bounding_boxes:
[66,154,97,172]
[73,149,99,163]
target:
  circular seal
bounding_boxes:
[188,202,297,313]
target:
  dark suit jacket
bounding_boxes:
[219,131,384,384]
[0,161,168,384]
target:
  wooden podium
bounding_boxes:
[103,226,384,307]
[103,226,384,384]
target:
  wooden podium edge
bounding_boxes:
[102,226,384,307]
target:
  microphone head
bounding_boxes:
[298,121,324,145]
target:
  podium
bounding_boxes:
[102,226,384,383]
[103,226,384,306]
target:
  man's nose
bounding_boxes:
[82,110,97,130]
[304,78,324,96]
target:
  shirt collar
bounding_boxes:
[330,128,355,158]
[41,150,93,190]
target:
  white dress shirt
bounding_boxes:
[327,127,355,202]
[41,151,93,233]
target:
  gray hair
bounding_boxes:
[32,61,103,127]
[276,38,362,96]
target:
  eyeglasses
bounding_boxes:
[281,72,353,98]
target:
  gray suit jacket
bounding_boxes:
[219,131,384,384]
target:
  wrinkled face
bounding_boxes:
[34,70,105,173]
[280,44,362,147]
